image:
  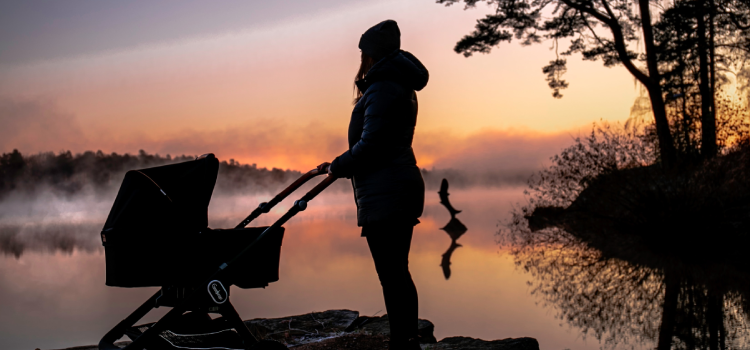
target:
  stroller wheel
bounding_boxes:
[250,339,288,350]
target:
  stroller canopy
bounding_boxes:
[103,154,219,234]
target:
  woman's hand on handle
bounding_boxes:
[316,162,332,175]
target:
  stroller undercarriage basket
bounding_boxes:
[98,154,336,350]
[104,227,285,289]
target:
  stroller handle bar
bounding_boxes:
[235,168,329,229]
[225,174,337,268]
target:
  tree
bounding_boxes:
[439,0,678,164]
[501,123,750,349]
[438,0,750,163]
[653,0,750,159]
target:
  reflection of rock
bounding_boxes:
[441,217,467,240]
[440,240,462,279]
[55,310,539,350]
[438,178,467,280]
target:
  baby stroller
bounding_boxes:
[98,154,335,350]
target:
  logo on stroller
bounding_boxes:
[208,280,228,304]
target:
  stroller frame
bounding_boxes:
[99,167,336,350]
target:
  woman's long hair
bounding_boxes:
[354,52,376,104]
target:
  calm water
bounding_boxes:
[0,186,662,350]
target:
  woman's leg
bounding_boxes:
[364,224,419,344]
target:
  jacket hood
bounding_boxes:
[356,50,429,92]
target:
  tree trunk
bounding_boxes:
[638,0,677,165]
[707,289,725,350]
[680,64,692,154]
[563,0,677,164]
[657,272,678,350]
[709,0,717,148]
[697,1,717,158]
[676,10,692,155]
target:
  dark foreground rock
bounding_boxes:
[291,334,540,350]
[344,314,438,343]
[53,310,538,350]
[244,309,360,346]
[291,334,390,350]
[430,336,539,350]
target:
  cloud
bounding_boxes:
[0,0,370,64]
[415,129,575,184]
[92,119,350,171]
[0,97,88,152]
[1,96,577,182]
[420,129,575,170]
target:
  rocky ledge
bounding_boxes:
[54,310,539,350]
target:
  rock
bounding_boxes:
[245,309,360,347]
[293,333,390,350]
[344,314,437,343]
[51,310,537,350]
[291,334,539,350]
[51,341,130,350]
[432,336,540,350]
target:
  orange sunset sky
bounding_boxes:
[0,0,640,172]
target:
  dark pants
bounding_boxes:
[363,224,419,342]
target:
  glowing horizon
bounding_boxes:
[0,0,640,171]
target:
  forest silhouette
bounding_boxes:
[441,0,750,348]
[501,124,750,349]
[0,149,305,199]
[0,149,526,201]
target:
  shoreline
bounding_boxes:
[53,309,539,350]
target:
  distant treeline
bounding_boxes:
[0,149,305,198]
[0,149,525,199]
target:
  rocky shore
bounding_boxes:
[55,310,538,350]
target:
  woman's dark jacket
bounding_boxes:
[330,50,428,227]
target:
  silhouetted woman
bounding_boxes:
[318,19,428,350]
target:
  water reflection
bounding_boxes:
[0,222,102,258]
[438,179,467,280]
[6,188,596,350]
[516,210,750,349]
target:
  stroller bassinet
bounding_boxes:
[98,154,336,350]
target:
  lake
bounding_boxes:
[0,183,686,350]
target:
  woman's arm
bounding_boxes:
[329,83,402,178]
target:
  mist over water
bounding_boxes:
[0,151,682,350]
[0,181,514,259]
[0,183,615,350]
[0,148,542,259]
[0,148,633,350]
[0,189,112,258]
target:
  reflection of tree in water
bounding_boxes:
[509,235,750,349]
[505,216,664,347]
[0,222,102,258]
[438,179,467,280]
[501,125,750,349]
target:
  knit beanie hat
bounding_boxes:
[358,20,401,61]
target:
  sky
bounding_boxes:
[0,0,642,172]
